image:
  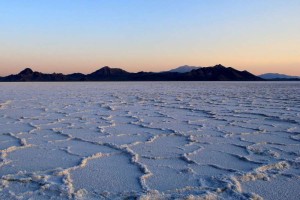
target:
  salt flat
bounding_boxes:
[0,82,299,200]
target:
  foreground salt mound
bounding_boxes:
[0,82,299,199]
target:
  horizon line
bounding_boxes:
[1,64,299,77]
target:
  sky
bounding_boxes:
[0,0,299,76]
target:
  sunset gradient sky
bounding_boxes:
[0,0,299,76]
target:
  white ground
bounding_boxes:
[0,82,299,200]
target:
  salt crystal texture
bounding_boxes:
[0,82,299,199]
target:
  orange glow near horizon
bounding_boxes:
[1,60,299,77]
[0,1,299,76]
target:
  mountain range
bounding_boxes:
[259,73,300,80]
[166,65,200,73]
[0,64,277,82]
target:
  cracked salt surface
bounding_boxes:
[0,82,299,199]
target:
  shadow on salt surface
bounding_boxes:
[138,110,205,132]
[0,134,20,150]
[146,166,199,192]
[55,139,119,157]
[2,106,46,120]
[0,181,50,200]
[61,128,107,139]
[190,129,252,144]
[71,154,143,197]
[0,147,80,176]
[101,123,156,136]
[0,173,43,199]
[99,134,151,146]
[145,119,200,133]
[200,143,250,157]
[218,125,258,135]
[271,143,300,160]
[131,135,196,158]
[188,150,259,172]
[138,157,200,192]
[246,143,282,162]
[241,132,299,145]
[242,175,300,200]
[0,122,35,134]
[191,164,234,177]
[18,130,69,145]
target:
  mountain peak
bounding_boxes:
[90,66,129,76]
[168,65,200,73]
[213,64,226,68]
[101,66,111,70]
[19,68,34,75]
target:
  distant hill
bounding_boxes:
[167,65,200,73]
[259,73,300,80]
[1,68,67,82]
[0,64,263,82]
[87,66,130,81]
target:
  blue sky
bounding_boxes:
[0,0,299,75]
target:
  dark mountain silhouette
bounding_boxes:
[1,68,66,82]
[66,73,86,81]
[89,66,128,76]
[0,64,263,82]
[87,66,130,81]
[167,65,200,73]
[19,68,34,75]
[185,64,259,81]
